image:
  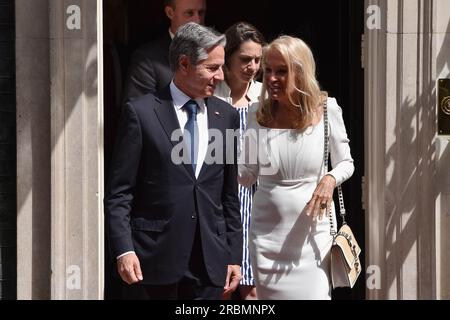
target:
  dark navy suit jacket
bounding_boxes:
[105,86,242,286]
[124,33,173,101]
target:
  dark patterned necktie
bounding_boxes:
[183,100,199,173]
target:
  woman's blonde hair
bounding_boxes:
[257,35,325,129]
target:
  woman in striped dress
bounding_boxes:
[215,22,265,300]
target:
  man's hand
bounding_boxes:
[223,264,241,296]
[117,252,143,285]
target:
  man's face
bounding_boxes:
[165,0,206,33]
[178,45,225,99]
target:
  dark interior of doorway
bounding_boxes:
[103,0,365,300]
[0,0,17,300]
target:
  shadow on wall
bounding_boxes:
[16,1,104,299]
[383,14,450,299]
[15,0,52,299]
[435,17,450,299]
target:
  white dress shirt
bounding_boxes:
[168,29,175,40]
[214,80,262,105]
[170,81,209,178]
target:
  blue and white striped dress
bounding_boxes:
[238,106,257,286]
[214,80,262,286]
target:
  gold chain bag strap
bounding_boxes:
[323,99,361,288]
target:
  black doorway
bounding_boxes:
[0,0,16,300]
[103,0,365,300]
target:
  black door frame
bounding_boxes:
[0,0,17,300]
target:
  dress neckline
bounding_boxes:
[256,115,324,131]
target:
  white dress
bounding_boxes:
[238,98,354,300]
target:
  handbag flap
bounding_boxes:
[331,247,361,288]
[333,224,361,268]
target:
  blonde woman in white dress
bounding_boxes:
[238,36,354,300]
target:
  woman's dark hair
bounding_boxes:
[224,22,266,67]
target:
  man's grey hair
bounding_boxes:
[169,22,226,71]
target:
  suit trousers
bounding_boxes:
[143,223,223,300]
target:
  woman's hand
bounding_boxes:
[306,174,336,220]
[223,264,242,296]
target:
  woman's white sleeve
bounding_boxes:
[326,98,355,186]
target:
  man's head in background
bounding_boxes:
[164,0,207,34]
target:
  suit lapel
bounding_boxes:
[154,87,196,179]
[154,90,180,148]
[205,97,222,133]
[198,98,223,178]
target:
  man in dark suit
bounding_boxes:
[124,0,207,101]
[105,22,242,300]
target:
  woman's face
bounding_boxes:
[227,40,262,85]
[264,49,289,103]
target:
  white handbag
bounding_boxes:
[323,99,361,289]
